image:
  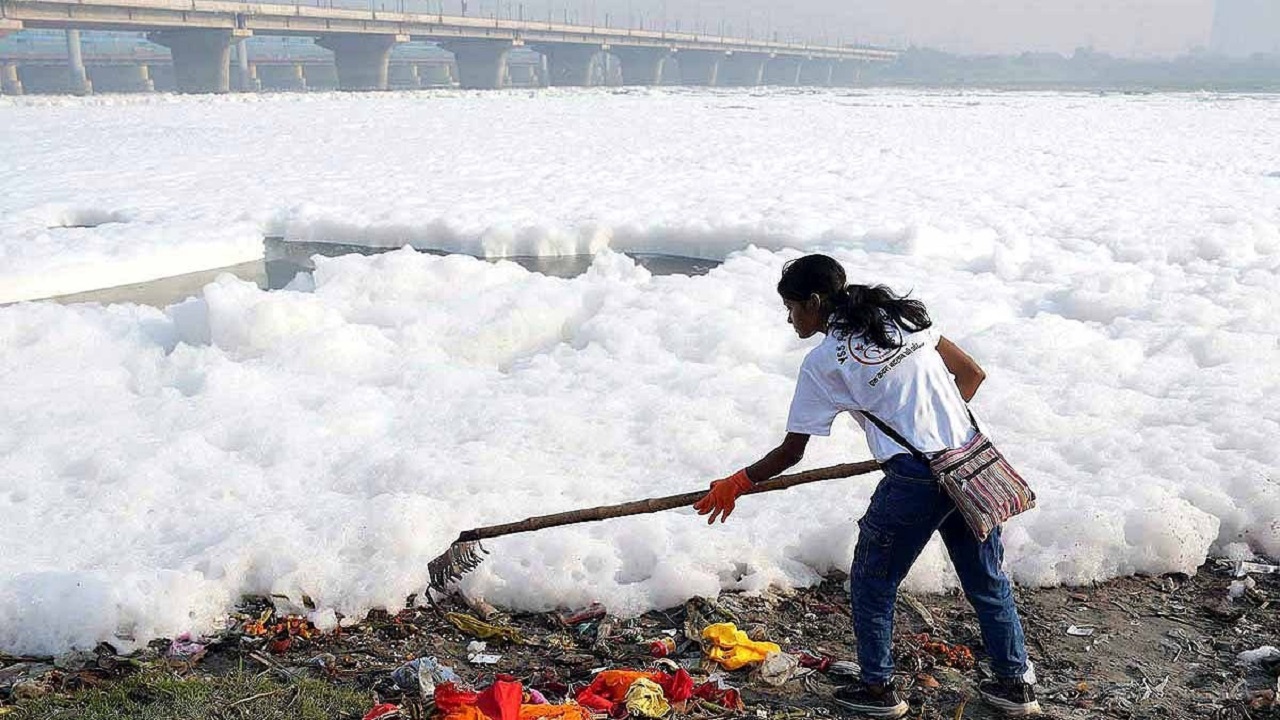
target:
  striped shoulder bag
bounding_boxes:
[862,409,1036,541]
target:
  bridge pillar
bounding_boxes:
[719,52,768,86]
[764,56,803,86]
[831,60,862,86]
[676,50,724,86]
[443,39,512,89]
[797,60,835,86]
[613,46,671,86]
[149,29,245,93]
[232,38,260,92]
[536,43,603,87]
[1,63,22,96]
[65,29,93,95]
[316,33,405,91]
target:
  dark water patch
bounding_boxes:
[44,241,717,309]
[264,237,717,289]
[47,261,268,308]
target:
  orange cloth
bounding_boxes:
[693,470,752,523]
[440,706,488,720]
[437,678,592,720]
[517,705,592,720]
[575,669,693,714]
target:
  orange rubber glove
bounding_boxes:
[692,469,753,524]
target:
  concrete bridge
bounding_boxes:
[0,0,896,93]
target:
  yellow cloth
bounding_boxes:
[446,612,524,644]
[701,622,782,670]
[624,678,671,718]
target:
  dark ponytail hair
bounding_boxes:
[777,254,932,349]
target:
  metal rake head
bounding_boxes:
[428,540,488,590]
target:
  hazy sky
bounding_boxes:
[830,0,1215,56]
[475,0,1219,57]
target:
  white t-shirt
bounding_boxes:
[785,325,978,461]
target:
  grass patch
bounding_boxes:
[7,668,370,720]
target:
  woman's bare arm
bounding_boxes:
[937,336,986,402]
[744,432,811,482]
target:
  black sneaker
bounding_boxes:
[832,681,908,719]
[979,677,1042,717]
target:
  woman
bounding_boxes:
[693,254,1039,718]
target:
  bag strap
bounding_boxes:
[860,411,928,461]
[862,406,980,462]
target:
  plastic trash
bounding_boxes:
[797,652,833,672]
[1237,646,1280,666]
[1228,577,1258,600]
[165,634,208,662]
[756,651,803,687]
[467,640,503,665]
[701,622,782,670]
[1234,561,1280,578]
[525,688,549,705]
[649,637,676,658]
[828,660,861,677]
[392,656,459,698]
[1066,625,1096,637]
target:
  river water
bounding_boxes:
[47,238,718,307]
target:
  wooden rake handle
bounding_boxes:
[455,460,882,543]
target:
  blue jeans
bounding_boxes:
[850,454,1029,684]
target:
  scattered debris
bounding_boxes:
[362,702,403,720]
[1234,561,1280,578]
[898,593,936,631]
[466,642,502,665]
[701,623,781,670]
[448,612,524,644]
[391,655,459,698]
[624,677,670,717]
[1,554,1276,720]
[906,634,976,671]
[1237,646,1280,666]
[755,651,807,687]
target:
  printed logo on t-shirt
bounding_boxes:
[867,340,927,387]
[838,323,905,366]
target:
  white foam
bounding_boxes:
[0,89,1277,656]
[3,89,1278,301]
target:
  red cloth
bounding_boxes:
[656,669,694,703]
[573,669,693,715]
[362,703,402,720]
[691,682,743,711]
[436,682,481,713]
[476,678,523,720]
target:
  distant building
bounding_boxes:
[1211,0,1280,57]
